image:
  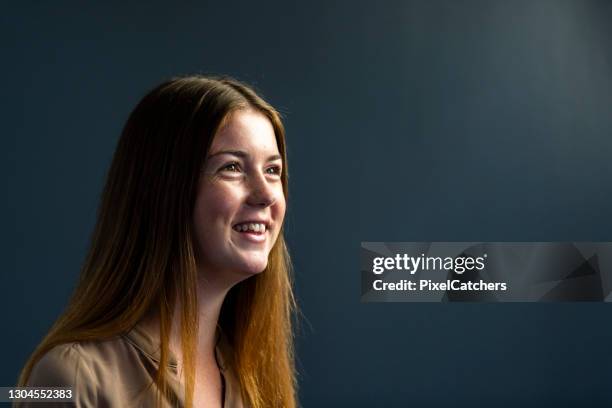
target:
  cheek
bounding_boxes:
[277,195,286,221]
[272,190,287,230]
[194,182,241,230]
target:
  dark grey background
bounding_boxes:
[4,1,612,406]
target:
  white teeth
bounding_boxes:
[235,223,266,233]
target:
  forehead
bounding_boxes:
[209,109,279,155]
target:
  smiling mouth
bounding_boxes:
[232,222,267,234]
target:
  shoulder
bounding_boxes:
[28,342,97,387]
[28,334,141,384]
[26,342,100,407]
[27,336,134,406]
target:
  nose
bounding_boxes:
[246,172,276,208]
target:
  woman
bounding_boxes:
[18,76,297,407]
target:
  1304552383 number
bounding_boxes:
[6,388,73,401]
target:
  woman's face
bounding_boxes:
[194,109,286,285]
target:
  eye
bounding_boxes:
[266,165,282,176]
[220,162,241,173]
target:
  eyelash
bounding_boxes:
[221,162,241,172]
[219,162,282,176]
[266,165,282,175]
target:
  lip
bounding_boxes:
[232,219,270,244]
[232,219,271,229]
[233,229,267,243]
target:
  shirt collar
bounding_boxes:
[123,322,228,372]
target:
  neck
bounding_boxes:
[140,268,244,371]
[192,273,231,362]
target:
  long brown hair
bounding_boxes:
[19,76,297,407]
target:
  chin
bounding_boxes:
[230,248,270,274]
[237,259,269,276]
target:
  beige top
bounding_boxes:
[22,324,244,407]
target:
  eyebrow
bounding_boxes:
[207,149,282,161]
